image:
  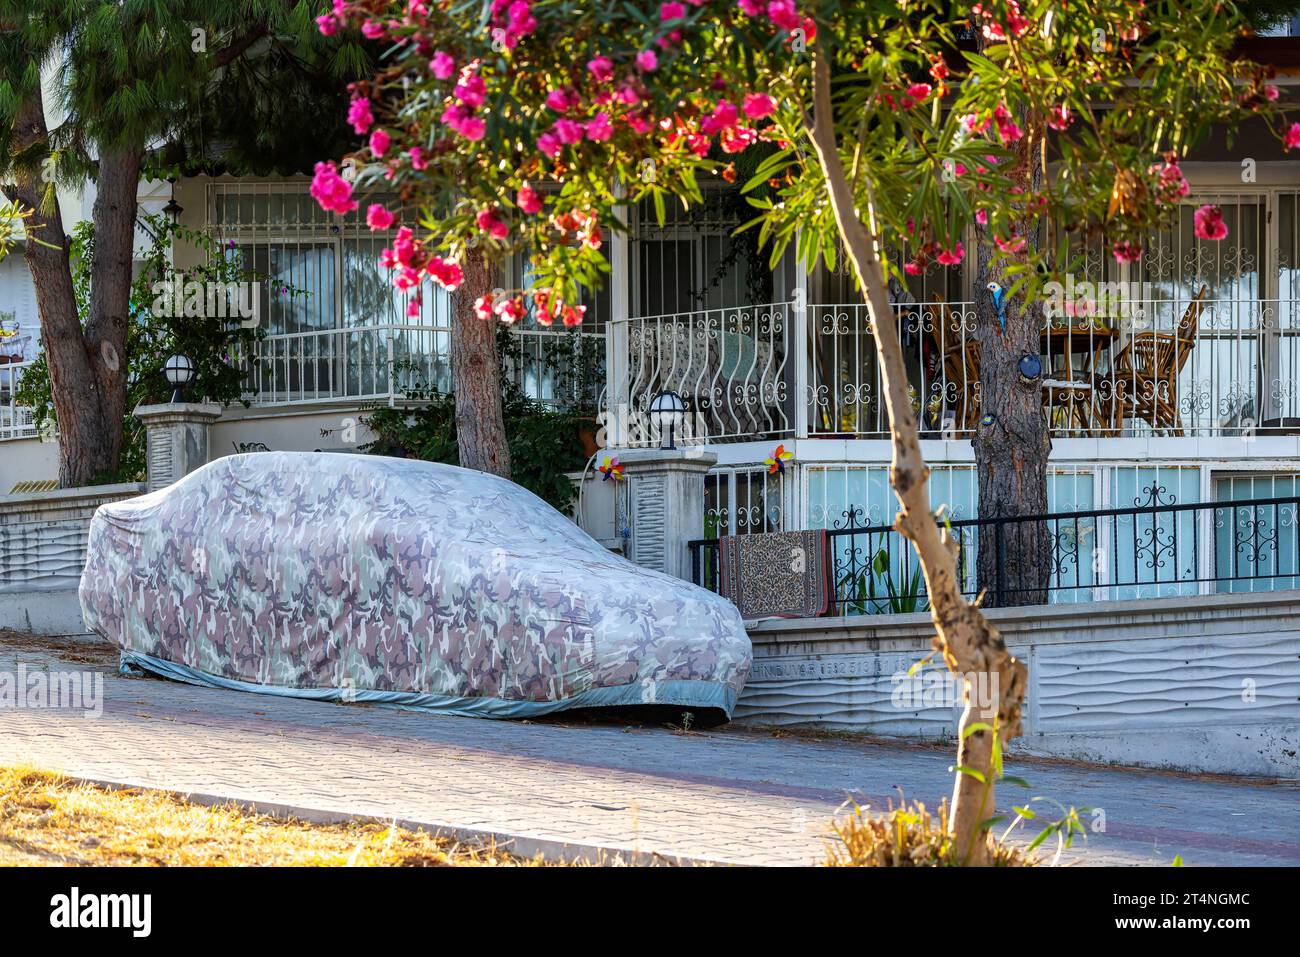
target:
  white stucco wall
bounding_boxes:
[0,436,59,492]
[740,592,1300,778]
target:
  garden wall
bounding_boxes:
[0,483,145,635]
[738,591,1300,778]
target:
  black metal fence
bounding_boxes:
[689,494,1300,615]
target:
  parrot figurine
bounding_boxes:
[986,281,1007,334]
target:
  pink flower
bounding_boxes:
[585,113,613,142]
[1047,104,1072,131]
[660,2,686,21]
[458,116,486,140]
[455,74,486,108]
[474,293,495,320]
[994,233,1025,254]
[546,87,576,112]
[636,50,658,71]
[936,243,964,266]
[1284,122,1300,152]
[517,185,543,214]
[738,0,762,14]
[309,162,357,215]
[361,20,385,39]
[369,128,391,159]
[366,204,395,231]
[720,125,758,153]
[409,147,427,170]
[993,104,1023,144]
[975,209,988,226]
[743,93,777,119]
[767,0,801,31]
[700,99,740,134]
[537,132,561,157]
[347,97,374,136]
[426,257,463,291]
[587,56,614,82]
[1111,240,1143,263]
[476,207,509,240]
[905,83,932,104]
[554,118,584,144]
[904,259,924,276]
[430,51,455,80]
[1194,204,1228,241]
[316,14,338,35]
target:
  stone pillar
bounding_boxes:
[618,447,716,581]
[134,402,222,492]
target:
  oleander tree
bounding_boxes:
[320,0,1292,863]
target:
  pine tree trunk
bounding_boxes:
[972,138,1052,607]
[84,142,144,473]
[3,96,116,488]
[806,40,1026,865]
[451,248,511,478]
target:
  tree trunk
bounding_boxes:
[806,40,1026,865]
[973,232,1052,608]
[84,142,145,474]
[2,95,116,488]
[451,248,511,478]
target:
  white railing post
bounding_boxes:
[607,180,632,447]
[793,289,809,440]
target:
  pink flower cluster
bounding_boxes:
[1194,204,1228,241]
[489,0,537,49]
[378,226,464,292]
[737,0,816,39]
[971,1,1033,43]
[442,64,487,140]
[699,100,760,154]
[1150,154,1190,205]
[1112,240,1142,264]
[310,162,358,214]
[315,0,350,36]
[1284,122,1300,152]
[474,292,528,324]
[960,104,1022,144]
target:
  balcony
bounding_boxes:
[0,360,37,441]
[606,293,1300,444]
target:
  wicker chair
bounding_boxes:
[1099,287,1206,435]
[924,296,981,431]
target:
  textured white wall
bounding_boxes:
[739,592,1300,777]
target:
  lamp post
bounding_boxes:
[647,389,687,450]
[163,353,195,404]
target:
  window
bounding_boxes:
[207,182,452,404]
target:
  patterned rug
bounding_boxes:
[717,529,829,620]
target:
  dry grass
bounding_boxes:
[824,798,1036,867]
[0,767,561,867]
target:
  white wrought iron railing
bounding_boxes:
[611,301,794,446]
[0,360,37,441]
[809,296,1300,439]
[234,323,604,410]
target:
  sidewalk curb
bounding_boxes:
[65,774,746,867]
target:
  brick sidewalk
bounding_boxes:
[0,637,1295,866]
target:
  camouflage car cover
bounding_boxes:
[80,452,751,718]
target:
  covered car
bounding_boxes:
[80,452,751,718]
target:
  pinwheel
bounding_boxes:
[598,455,625,481]
[765,444,793,475]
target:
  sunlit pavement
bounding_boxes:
[1,637,1295,866]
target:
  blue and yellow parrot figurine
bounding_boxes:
[986,281,1007,334]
